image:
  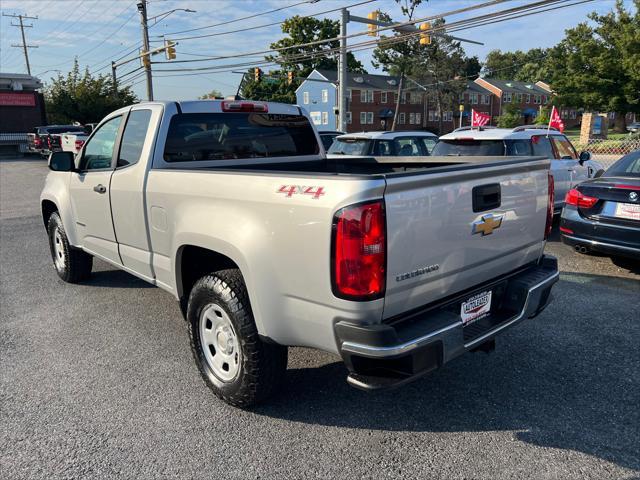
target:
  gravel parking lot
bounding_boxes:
[1,158,638,479]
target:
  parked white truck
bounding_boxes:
[41,100,559,407]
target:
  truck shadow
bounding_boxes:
[82,268,154,288]
[254,273,640,472]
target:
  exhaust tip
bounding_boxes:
[575,245,588,254]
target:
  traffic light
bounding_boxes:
[287,71,294,85]
[164,40,176,60]
[141,53,151,68]
[367,11,379,37]
[419,22,431,45]
[254,67,262,82]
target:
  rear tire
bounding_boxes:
[187,269,287,408]
[47,212,93,283]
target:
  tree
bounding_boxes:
[199,89,223,99]
[482,48,549,81]
[44,60,137,124]
[372,0,425,130]
[545,0,639,131]
[535,106,550,126]
[240,15,366,103]
[496,104,521,128]
[409,19,471,133]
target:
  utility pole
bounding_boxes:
[137,1,153,101]
[3,13,38,75]
[338,9,348,132]
[111,61,118,94]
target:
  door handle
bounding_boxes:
[93,184,107,194]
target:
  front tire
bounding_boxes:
[47,212,93,283]
[187,269,287,408]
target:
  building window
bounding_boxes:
[346,111,352,124]
[360,90,366,103]
[347,89,352,101]
[481,94,490,105]
[459,92,466,102]
[534,95,541,104]
[525,94,531,103]
[401,92,407,104]
[399,112,405,124]
[381,91,387,103]
[416,112,421,125]
[502,92,512,103]
[514,93,522,103]
[570,110,576,120]
[367,112,374,124]
[428,110,434,122]
[368,90,374,103]
[303,91,309,104]
[360,112,367,124]
[410,92,420,104]
[608,112,616,120]
[441,111,453,122]
[310,111,321,125]
[409,112,415,124]
[470,93,478,104]
[322,111,328,124]
[321,89,328,103]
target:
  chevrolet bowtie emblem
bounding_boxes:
[472,213,504,236]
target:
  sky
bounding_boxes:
[0,0,634,101]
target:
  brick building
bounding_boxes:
[295,69,425,132]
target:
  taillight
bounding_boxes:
[221,101,268,112]
[75,139,85,151]
[332,200,386,300]
[565,188,598,208]
[545,173,554,240]
[47,137,52,148]
[34,137,42,147]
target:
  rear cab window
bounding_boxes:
[163,112,319,162]
[328,138,371,156]
[432,140,505,156]
[550,135,578,159]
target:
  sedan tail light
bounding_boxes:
[332,200,386,300]
[75,139,85,152]
[545,173,554,239]
[565,188,598,209]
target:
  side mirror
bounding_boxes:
[48,151,75,172]
[579,151,591,164]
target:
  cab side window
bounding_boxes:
[117,109,152,167]
[374,140,393,156]
[81,116,123,170]
[550,135,578,159]
[531,135,555,158]
[394,137,422,156]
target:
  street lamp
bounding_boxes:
[148,8,196,27]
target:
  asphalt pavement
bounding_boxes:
[1,158,639,479]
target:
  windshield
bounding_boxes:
[432,140,505,156]
[327,138,371,155]
[163,112,318,162]
[605,151,640,177]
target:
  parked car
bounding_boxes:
[41,100,558,407]
[318,130,344,151]
[327,131,438,158]
[560,150,639,260]
[433,125,605,212]
[27,125,87,156]
[626,122,640,133]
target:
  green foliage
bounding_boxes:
[199,89,223,99]
[496,104,522,128]
[43,60,138,124]
[241,15,366,103]
[545,0,639,131]
[535,107,550,125]
[371,0,425,130]
[483,48,549,81]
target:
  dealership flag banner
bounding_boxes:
[471,109,490,127]
[549,105,565,133]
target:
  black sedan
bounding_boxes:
[560,150,640,260]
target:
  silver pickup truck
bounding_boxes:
[41,100,559,407]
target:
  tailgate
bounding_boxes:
[382,157,550,319]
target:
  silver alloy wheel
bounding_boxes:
[53,228,66,271]
[200,303,242,382]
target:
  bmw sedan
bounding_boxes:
[560,150,640,260]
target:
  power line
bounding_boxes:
[160,0,323,36]
[154,0,377,41]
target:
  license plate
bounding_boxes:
[461,290,492,326]
[615,203,640,221]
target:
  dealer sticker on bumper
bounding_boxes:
[461,290,492,325]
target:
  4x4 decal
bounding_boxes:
[277,185,326,199]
